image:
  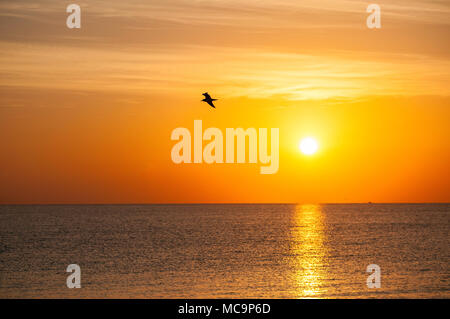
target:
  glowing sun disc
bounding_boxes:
[299,137,318,155]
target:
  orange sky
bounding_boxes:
[0,0,449,203]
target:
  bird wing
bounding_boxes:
[203,93,211,99]
[206,100,216,108]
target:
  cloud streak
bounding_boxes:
[1,42,448,101]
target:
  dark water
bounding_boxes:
[0,204,448,298]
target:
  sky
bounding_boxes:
[0,0,449,203]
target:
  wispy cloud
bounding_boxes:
[1,0,449,27]
[1,42,448,101]
[0,0,449,102]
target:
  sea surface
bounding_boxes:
[0,204,448,298]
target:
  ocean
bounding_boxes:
[0,204,448,298]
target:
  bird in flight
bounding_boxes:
[202,92,218,108]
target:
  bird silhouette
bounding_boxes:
[202,92,217,108]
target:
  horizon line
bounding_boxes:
[0,202,449,206]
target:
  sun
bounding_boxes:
[299,137,318,155]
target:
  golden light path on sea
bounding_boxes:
[290,204,328,298]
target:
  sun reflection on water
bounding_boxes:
[290,204,328,298]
